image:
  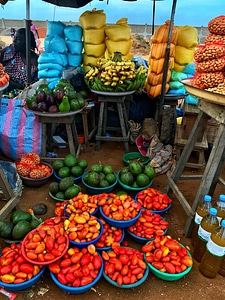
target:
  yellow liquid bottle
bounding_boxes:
[193,208,219,263]
[214,194,225,224]
[191,195,212,248]
[199,219,225,278]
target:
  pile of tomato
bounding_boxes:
[0,243,43,284]
[135,188,172,211]
[49,244,102,287]
[128,209,169,240]
[98,193,142,221]
[142,235,193,274]
[102,245,147,286]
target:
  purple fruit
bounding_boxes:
[36,90,47,103]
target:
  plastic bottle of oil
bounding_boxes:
[214,194,225,224]
[199,219,225,278]
[193,207,219,263]
[191,195,212,248]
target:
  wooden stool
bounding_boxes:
[37,111,82,161]
[94,91,134,153]
[81,104,97,146]
[175,130,208,169]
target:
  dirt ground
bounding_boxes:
[1,139,225,300]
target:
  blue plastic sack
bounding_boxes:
[38,63,64,72]
[38,53,68,67]
[38,69,62,79]
[47,21,66,38]
[44,36,67,54]
[167,88,187,95]
[185,94,199,105]
[67,53,82,67]
[64,25,83,41]
[66,40,83,55]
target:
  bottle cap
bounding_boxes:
[219,194,225,202]
[209,207,217,216]
[221,220,225,228]
[204,195,212,202]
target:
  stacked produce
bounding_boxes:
[85,52,147,92]
[26,79,85,113]
[16,152,51,179]
[174,26,198,72]
[145,20,178,98]
[193,42,225,89]
[198,15,225,94]
[0,63,10,87]
[64,25,83,68]
[79,9,106,73]
[105,18,133,60]
[39,21,67,84]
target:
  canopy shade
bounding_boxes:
[42,0,92,8]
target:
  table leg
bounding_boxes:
[96,101,105,151]
[41,123,47,157]
[117,102,129,153]
[65,123,75,156]
[167,110,208,195]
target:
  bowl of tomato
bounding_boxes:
[95,219,125,251]
[127,209,169,244]
[143,237,193,281]
[0,243,46,291]
[102,246,149,288]
[49,249,103,294]
[135,188,172,215]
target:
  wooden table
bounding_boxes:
[34,109,83,161]
[166,80,225,237]
[91,90,135,153]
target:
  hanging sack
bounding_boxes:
[0,98,42,159]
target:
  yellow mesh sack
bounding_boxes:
[105,38,132,56]
[175,45,195,65]
[83,28,105,44]
[105,18,131,42]
[84,42,106,57]
[79,9,106,30]
[177,26,198,48]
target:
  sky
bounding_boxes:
[0,0,224,27]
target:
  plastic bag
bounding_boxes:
[0,98,42,159]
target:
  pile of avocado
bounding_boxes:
[49,154,88,200]
[0,210,42,241]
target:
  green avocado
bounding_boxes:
[59,176,74,191]
[10,210,32,225]
[0,220,14,239]
[12,220,32,240]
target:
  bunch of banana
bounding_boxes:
[84,52,147,92]
[84,66,100,81]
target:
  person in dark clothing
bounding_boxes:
[0,28,39,91]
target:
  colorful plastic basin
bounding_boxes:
[96,228,125,251]
[0,265,46,291]
[54,170,84,184]
[99,206,142,229]
[122,152,150,166]
[117,170,153,192]
[103,264,149,288]
[50,254,103,294]
[69,218,104,248]
[145,242,193,281]
[81,171,118,195]
[20,162,53,187]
